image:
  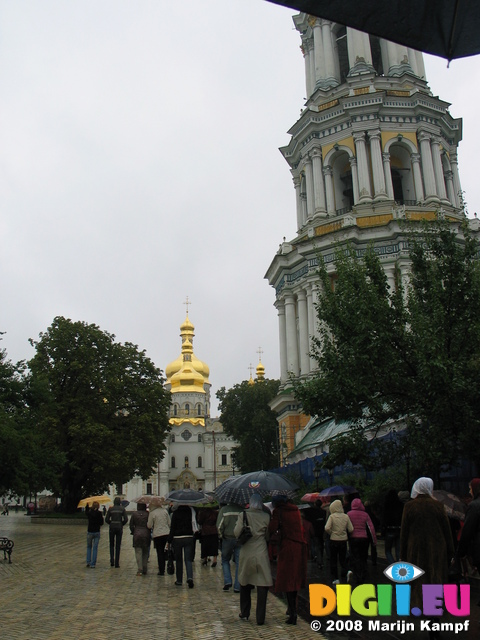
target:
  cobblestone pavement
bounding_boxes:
[0,515,320,640]
[2,514,479,640]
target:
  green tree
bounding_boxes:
[294,218,480,479]
[217,378,280,473]
[0,338,27,495]
[27,317,171,512]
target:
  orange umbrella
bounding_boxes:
[301,492,322,503]
[77,495,112,508]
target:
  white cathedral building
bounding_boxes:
[265,12,473,463]
[114,313,239,503]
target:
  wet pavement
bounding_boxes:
[1,514,478,640]
[0,514,317,640]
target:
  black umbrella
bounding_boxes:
[214,470,298,505]
[166,489,209,505]
[267,0,480,61]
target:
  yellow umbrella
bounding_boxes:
[77,495,112,508]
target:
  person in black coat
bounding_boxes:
[86,501,104,568]
[458,477,480,572]
[105,497,128,568]
[168,505,197,588]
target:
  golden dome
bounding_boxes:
[256,360,265,381]
[165,315,210,392]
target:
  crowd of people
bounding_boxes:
[82,475,480,631]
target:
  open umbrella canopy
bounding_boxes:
[301,492,323,503]
[166,489,209,505]
[214,470,298,505]
[318,485,357,498]
[77,495,112,508]
[433,490,467,521]
[267,0,480,61]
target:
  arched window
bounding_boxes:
[197,404,202,416]
[198,434,202,443]
[171,434,175,443]
[173,404,178,416]
[185,404,190,415]
[171,456,176,468]
[197,456,202,468]
[184,456,189,468]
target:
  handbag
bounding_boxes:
[236,511,253,545]
[166,546,175,575]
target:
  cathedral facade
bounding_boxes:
[114,313,238,502]
[265,13,467,462]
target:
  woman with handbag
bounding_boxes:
[233,493,272,625]
[147,498,171,575]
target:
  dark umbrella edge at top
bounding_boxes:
[267,0,480,61]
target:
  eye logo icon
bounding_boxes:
[249,482,260,489]
[384,562,425,583]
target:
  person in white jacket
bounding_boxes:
[324,499,353,584]
[147,499,171,575]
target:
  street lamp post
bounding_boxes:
[328,467,334,487]
[313,462,321,492]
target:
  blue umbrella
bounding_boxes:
[319,485,357,498]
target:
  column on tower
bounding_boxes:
[284,294,300,377]
[293,175,304,230]
[304,156,315,220]
[301,37,314,98]
[306,283,318,372]
[418,130,439,202]
[312,20,326,86]
[444,169,456,206]
[382,152,395,200]
[450,153,463,208]
[346,27,373,74]
[323,165,336,214]
[311,146,327,218]
[385,266,397,294]
[369,129,388,200]
[431,137,448,201]
[296,289,310,376]
[321,21,338,86]
[275,299,288,382]
[406,48,427,79]
[353,132,373,202]
[349,156,360,204]
[385,41,412,76]
[411,153,425,202]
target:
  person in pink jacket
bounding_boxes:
[347,498,377,586]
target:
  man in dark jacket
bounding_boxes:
[105,497,128,568]
[458,478,480,572]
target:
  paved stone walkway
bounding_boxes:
[0,515,319,640]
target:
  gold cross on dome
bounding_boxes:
[248,363,254,377]
[183,296,191,315]
[257,347,264,362]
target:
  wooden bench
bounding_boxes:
[0,537,14,563]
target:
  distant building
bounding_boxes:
[114,313,238,502]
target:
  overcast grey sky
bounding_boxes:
[1,1,479,416]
